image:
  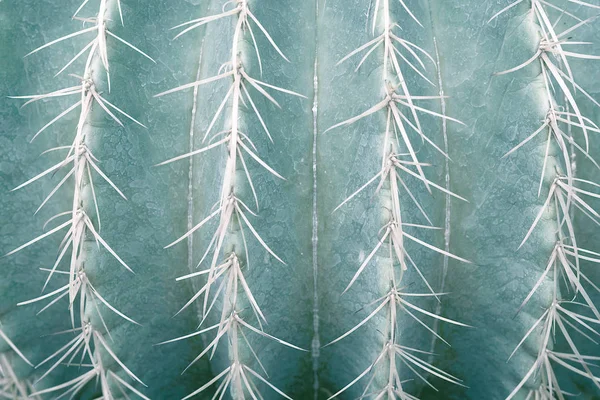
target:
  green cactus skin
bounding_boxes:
[2,0,600,399]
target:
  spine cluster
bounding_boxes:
[156,1,306,398]
[7,0,153,398]
[492,1,600,398]
[0,329,34,398]
[324,0,468,398]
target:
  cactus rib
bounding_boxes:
[6,0,153,397]
[491,1,600,398]
[323,0,469,398]
[156,1,307,398]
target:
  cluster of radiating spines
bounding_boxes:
[491,1,600,398]
[154,1,307,398]
[0,328,35,399]
[323,0,469,398]
[6,0,154,398]
[0,355,38,400]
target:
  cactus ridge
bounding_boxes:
[322,0,470,398]
[491,1,600,398]
[4,0,154,398]
[154,1,308,398]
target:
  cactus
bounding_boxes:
[2,0,600,399]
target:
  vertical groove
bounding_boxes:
[311,34,321,400]
[429,37,451,356]
[187,43,205,274]
[312,3,323,398]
